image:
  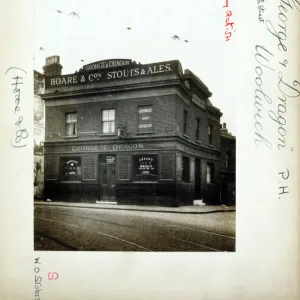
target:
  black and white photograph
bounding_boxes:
[2,0,300,299]
[33,0,236,252]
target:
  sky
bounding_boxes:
[34,0,237,135]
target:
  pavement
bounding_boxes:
[34,200,235,214]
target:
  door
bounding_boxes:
[195,158,201,199]
[99,164,116,201]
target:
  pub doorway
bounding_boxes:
[98,155,116,202]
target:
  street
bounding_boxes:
[34,205,235,252]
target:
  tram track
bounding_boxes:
[41,213,229,252]
[35,215,223,251]
[34,231,79,250]
[35,216,152,251]
[35,205,236,239]
[34,207,234,251]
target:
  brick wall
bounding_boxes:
[117,182,177,206]
[175,95,221,149]
[44,181,98,203]
[220,136,236,170]
[45,94,177,141]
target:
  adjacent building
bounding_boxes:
[37,56,232,206]
[220,123,236,206]
[34,70,45,199]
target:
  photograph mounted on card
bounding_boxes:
[33,0,236,253]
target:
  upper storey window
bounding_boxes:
[65,113,77,136]
[196,118,201,141]
[183,110,188,135]
[102,109,115,134]
[208,124,213,145]
[138,105,153,132]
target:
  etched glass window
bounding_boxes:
[60,157,81,181]
[133,155,158,181]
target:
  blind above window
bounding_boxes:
[66,113,77,123]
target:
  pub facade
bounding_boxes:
[39,56,223,206]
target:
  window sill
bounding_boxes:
[136,131,155,135]
[62,135,78,139]
[99,133,116,137]
[208,144,215,148]
[132,181,158,184]
[60,181,82,184]
[78,131,98,136]
[183,134,190,139]
[195,140,202,145]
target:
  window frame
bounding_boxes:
[101,108,115,134]
[138,105,153,133]
[65,112,78,136]
[208,124,213,145]
[133,154,158,182]
[206,162,215,184]
[225,151,232,169]
[183,110,188,135]
[196,118,201,141]
[60,157,82,182]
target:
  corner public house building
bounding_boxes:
[41,56,224,206]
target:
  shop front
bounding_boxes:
[44,140,181,206]
[44,139,221,206]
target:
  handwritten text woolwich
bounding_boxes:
[253,0,300,150]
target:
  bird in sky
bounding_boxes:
[70,12,79,18]
[53,9,64,14]
[171,35,190,43]
[39,47,44,51]
[127,27,132,30]
[81,59,84,62]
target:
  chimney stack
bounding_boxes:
[43,55,63,76]
[220,122,229,135]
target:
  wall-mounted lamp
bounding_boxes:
[117,123,126,138]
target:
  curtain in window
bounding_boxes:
[66,113,77,136]
[102,109,115,133]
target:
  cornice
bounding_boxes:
[40,78,181,100]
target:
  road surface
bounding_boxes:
[34,205,235,252]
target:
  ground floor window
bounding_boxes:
[60,157,82,181]
[207,162,214,183]
[182,156,190,183]
[133,154,158,181]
